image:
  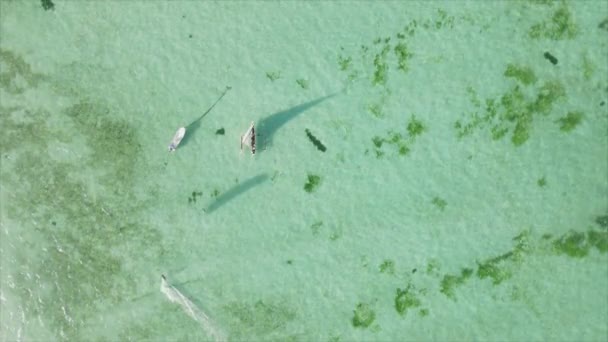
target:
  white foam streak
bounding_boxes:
[160,276,226,342]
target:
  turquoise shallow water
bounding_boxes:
[1,1,607,341]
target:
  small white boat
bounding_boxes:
[240,121,256,154]
[168,127,186,152]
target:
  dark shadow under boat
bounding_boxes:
[205,174,269,213]
[256,92,338,152]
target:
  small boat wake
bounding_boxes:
[160,275,226,342]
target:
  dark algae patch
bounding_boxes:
[304,173,321,193]
[41,0,54,11]
[352,302,376,328]
[188,191,203,204]
[215,127,225,135]
[305,128,326,152]
[595,214,608,229]
[556,111,583,132]
[543,51,558,65]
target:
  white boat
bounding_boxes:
[168,127,186,152]
[240,121,256,154]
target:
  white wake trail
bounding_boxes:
[160,275,226,342]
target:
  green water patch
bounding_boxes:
[3,120,161,339]
[310,220,323,236]
[456,64,574,146]
[379,259,396,275]
[436,231,532,300]
[393,42,413,74]
[600,17,608,31]
[426,259,441,276]
[527,0,555,4]
[304,173,321,193]
[476,251,516,285]
[431,197,447,211]
[337,50,352,72]
[329,229,343,241]
[552,229,608,257]
[337,8,486,138]
[555,111,584,132]
[439,268,473,300]
[372,42,391,86]
[582,54,596,80]
[0,49,48,94]
[406,115,426,137]
[352,302,376,328]
[266,71,281,82]
[64,101,142,189]
[366,92,392,119]
[436,227,607,301]
[394,284,423,316]
[529,3,578,40]
[337,9,457,86]
[1,50,165,339]
[336,9,461,126]
[226,299,297,337]
[537,176,547,187]
[476,231,531,285]
[0,107,58,152]
[296,78,309,90]
[370,115,426,158]
[504,64,537,85]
